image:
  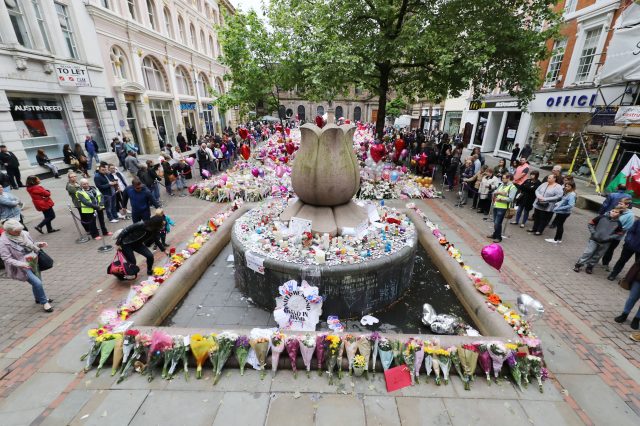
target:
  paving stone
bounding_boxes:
[166,368,272,393]
[556,373,639,426]
[41,389,96,426]
[315,394,365,426]
[363,396,400,426]
[396,397,451,426]
[212,391,270,426]
[211,306,249,324]
[534,326,594,375]
[265,394,315,426]
[110,369,169,390]
[269,369,337,394]
[40,331,89,373]
[129,390,222,426]
[70,389,149,426]
[519,400,584,426]
[442,399,527,425]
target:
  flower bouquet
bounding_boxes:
[488,342,508,384]
[167,335,189,380]
[96,333,121,377]
[378,337,394,371]
[527,355,544,393]
[403,338,417,385]
[370,332,381,376]
[250,336,270,379]
[270,332,286,377]
[506,350,524,392]
[111,337,124,376]
[315,334,327,376]
[336,337,345,379]
[207,334,219,381]
[325,334,341,385]
[190,333,213,379]
[147,330,173,382]
[285,336,300,378]
[392,339,404,367]
[413,339,424,384]
[431,350,442,385]
[476,343,492,385]
[299,334,316,378]
[517,351,530,388]
[118,333,150,384]
[81,328,103,372]
[457,344,479,390]
[340,334,356,377]
[234,335,251,376]
[424,346,435,383]
[357,336,372,379]
[214,331,238,384]
[437,348,452,385]
[353,355,367,377]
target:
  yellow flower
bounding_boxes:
[191,333,204,342]
[88,329,99,338]
[152,267,166,276]
[505,343,518,350]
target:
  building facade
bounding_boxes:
[0,0,118,174]
[87,0,234,155]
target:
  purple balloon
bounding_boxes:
[481,243,504,271]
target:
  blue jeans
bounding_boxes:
[492,207,507,240]
[87,152,100,171]
[515,205,530,225]
[623,280,640,319]
[26,269,48,304]
[104,194,116,220]
[151,182,160,203]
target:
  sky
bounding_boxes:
[229,0,268,13]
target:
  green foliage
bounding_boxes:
[386,98,407,118]
[270,0,560,136]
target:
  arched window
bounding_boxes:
[177,16,186,43]
[163,7,173,38]
[189,23,197,49]
[209,35,216,57]
[316,105,324,116]
[215,78,224,96]
[175,66,193,96]
[216,40,221,57]
[200,30,206,54]
[127,0,137,20]
[297,105,305,121]
[197,73,210,98]
[353,106,362,122]
[335,106,343,119]
[141,56,167,92]
[146,0,156,30]
[110,46,128,79]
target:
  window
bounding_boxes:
[127,0,137,20]
[178,16,186,43]
[335,106,343,119]
[175,67,193,95]
[197,73,209,97]
[110,46,127,79]
[6,0,32,48]
[200,30,206,54]
[55,2,79,59]
[146,0,156,30]
[575,27,602,83]
[544,39,567,84]
[317,105,324,116]
[32,0,51,51]
[564,0,577,15]
[297,105,306,121]
[209,35,215,57]
[353,106,362,122]
[189,23,197,49]
[101,0,109,8]
[142,56,167,92]
[163,7,173,38]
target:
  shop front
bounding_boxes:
[180,101,197,132]
[442,111,462,135]
[202,103,215,135]
[468,99,527,156]
[149,99,176,150]
[8,94,75,165]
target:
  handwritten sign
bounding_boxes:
[245,251,265,275]
[367,204,381,223]
[355,220,369,238]
[289,217,312,236]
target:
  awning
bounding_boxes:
[597,3,640,85]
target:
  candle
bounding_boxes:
[315,249,326,264]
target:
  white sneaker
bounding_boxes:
[544,238,559,244]
[110,219,119,223]
[117,213,126,219]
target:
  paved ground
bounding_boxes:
[0,157,639,425]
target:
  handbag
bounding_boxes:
[107,250,140,279]
[506,207,516,219]
[37,250,54,271]
[619,262,640,290]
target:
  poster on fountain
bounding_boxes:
[245,251,265,274]
[273,280,323,331]
[289,217,312,236]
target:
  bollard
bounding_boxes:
[97,234,113,253]
[67,205,90,244]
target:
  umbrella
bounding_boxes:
[261,115,280,122]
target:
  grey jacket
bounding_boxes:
[588,214,624,243]
[0,232,37,281]
[533,182,563,212]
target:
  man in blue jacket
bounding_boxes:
[600,185,631,214]
[94,162,118,223]
[121,177,160,223]
[608,218,640,280]
[84,135,100,172]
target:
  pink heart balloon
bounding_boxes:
[202,169,211,178]
[481,243,504,271]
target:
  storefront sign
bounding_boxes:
[11,104,62,112]
[615,106,640,125]
[180,102,196,111]
[105,98,117,111]
[469,100,520,110]
[55,63,90,87]
[545,93,596,108]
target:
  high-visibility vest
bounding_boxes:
[493,183,514,209]
[76,189,102,214]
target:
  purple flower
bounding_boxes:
[370,331,381,342]
[235,335,250,349]
[506,351,517,368]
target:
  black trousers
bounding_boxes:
[553,213,570,241]
[121,242,154,275]
[37,208,55,232]
[81,210,108,237]
[602,239,621,267]
[6,167,22,188]
[531,209,553,233]
[610,243,640,278]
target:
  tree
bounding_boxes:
[214,9,301,124]
[270,0,560,137]
[386,98,407,119]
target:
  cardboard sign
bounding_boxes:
[355,220,369,238]
[274,280,322,331]
[289,217,312,235]
[245,251,265,275]
[367,204,381,223]
[384,365,412,392]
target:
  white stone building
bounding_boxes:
[87,0,235,155]
[0,0,119,175]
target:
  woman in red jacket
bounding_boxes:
[26,176,59,234]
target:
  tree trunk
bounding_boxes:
[375,66,390,139]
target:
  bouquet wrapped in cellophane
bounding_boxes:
[214,331,238,384]
[325,334,341,385]
[299,334,316,378]
[190,333,213,379]
[270,332,286,377]
[234,335,251,376]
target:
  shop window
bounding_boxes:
[175,66,193,96]
[178,16,186,43]
[544,39,566,85]
[335,106,343,119]
[297,105,305,121]
[6,0,32,48]
[141,56,168,92]
[110,46,128,79]
[146,0,156,30]
[498,112,522,152]
[163,7,173,38]
[127,0,137,20]
[354,106,362,122]
[55,1,79,59]
[575,27,602,83]
[473,112,489,146]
